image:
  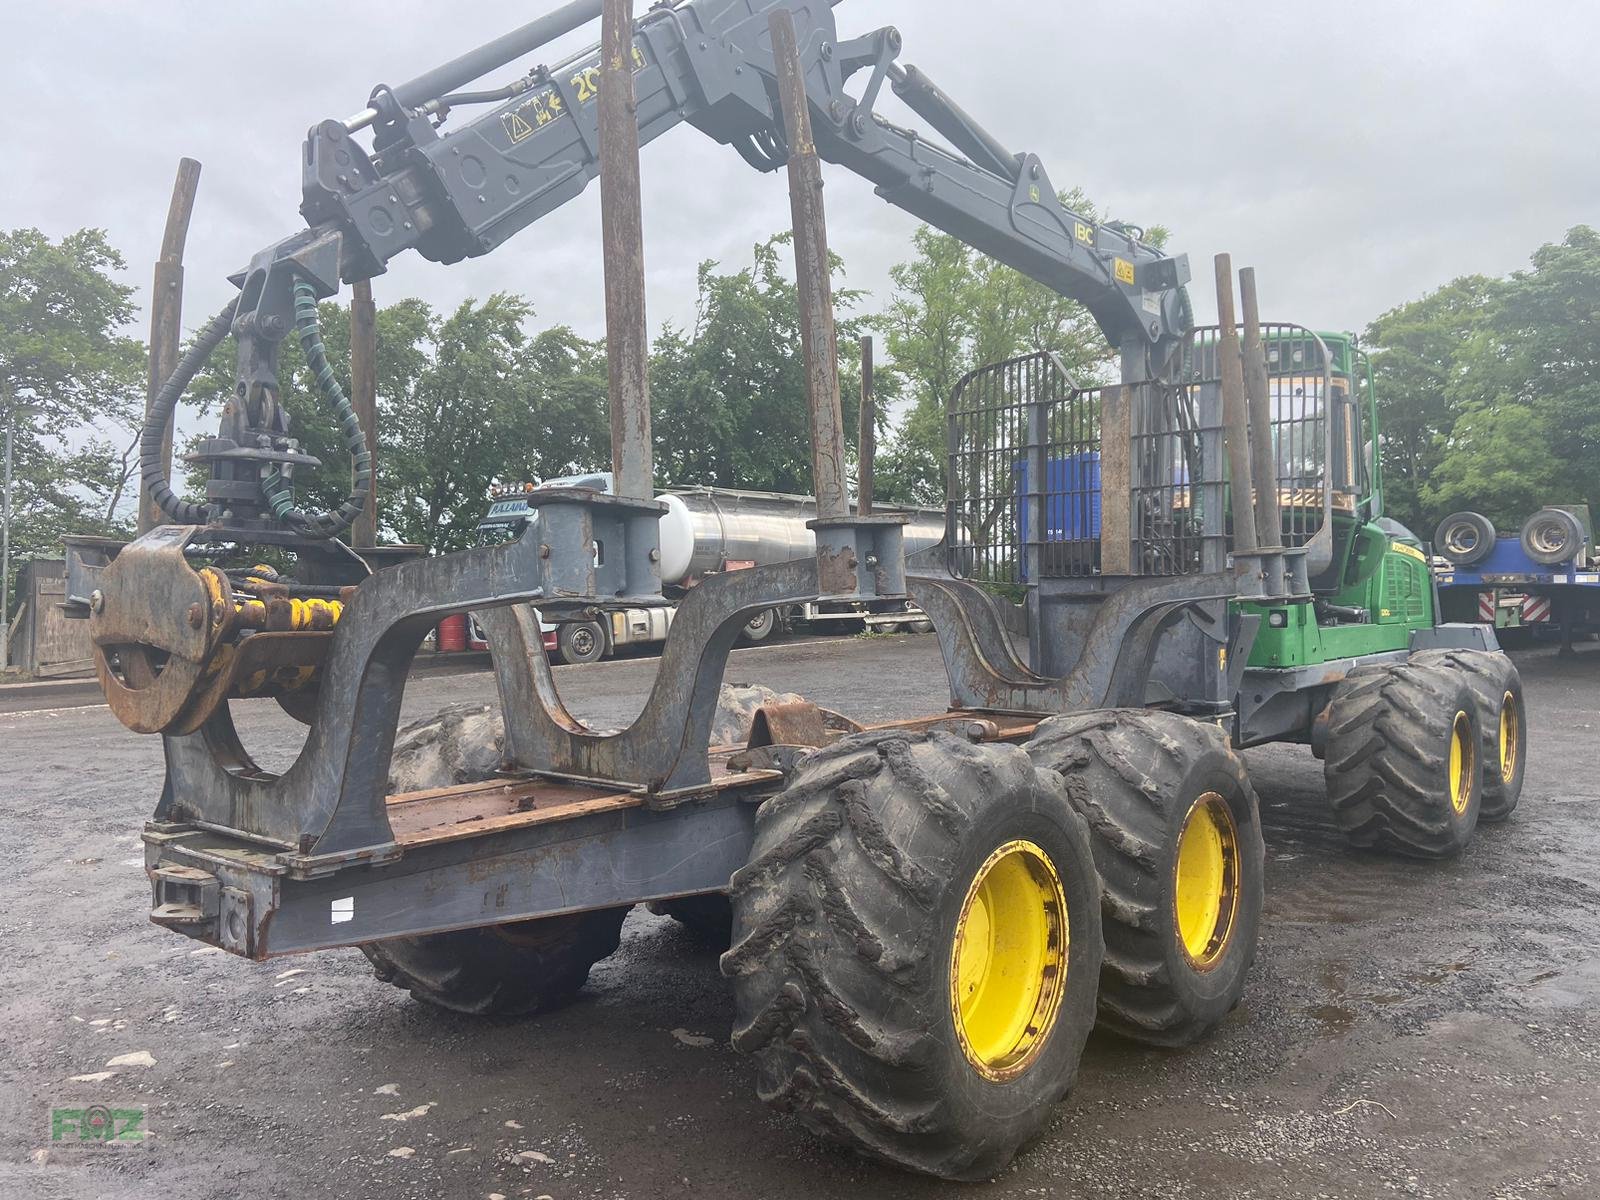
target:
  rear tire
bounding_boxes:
[722,729,1102,1180]
[1026,709,1264,1047]
[649,893,733,945]
[1411,649,1526,822]
[361,907,629,1017]
[1323,662,1482,858]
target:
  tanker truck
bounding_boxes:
[472,474,946,663]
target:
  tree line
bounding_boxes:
[2,216,1596,607]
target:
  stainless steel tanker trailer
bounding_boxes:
[474,474,947,662]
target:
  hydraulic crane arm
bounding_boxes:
[263,0,1188,366]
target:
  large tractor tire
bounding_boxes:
[1323,661,1482,858]
[1025,709,1265,1048]
[722,729,1102,1180]
[1411,649,1526,822]
[361,908,629,1017]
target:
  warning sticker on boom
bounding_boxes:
[502,111,536,142]
[500,43,648,145]
[1113,258,1136,286]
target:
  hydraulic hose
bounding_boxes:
[141,298,240,525]
[260,281,373,539]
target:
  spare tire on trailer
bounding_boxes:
[1026,709,1265,1048]
[722,729,1102,1180]
[1434,511,1496,565]
[1520,507,1584,566]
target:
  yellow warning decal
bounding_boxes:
[502,110,536,143]
[1114,258,1136,286]
[500,45,646,144]
[1074,222,1094,245]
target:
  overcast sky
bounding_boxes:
[4,0,1597,355]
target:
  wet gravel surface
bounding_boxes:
[2,635,1597,1199]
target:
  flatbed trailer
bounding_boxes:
[1435,507,1599,652]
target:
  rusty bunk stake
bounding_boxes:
[349,278,378,549]
[1238,267,1282,552]
[770,7,849,523]
[858,334,875,516]
[139,157,202,534]
[1213,254,1259,570]
[599,0,654,501]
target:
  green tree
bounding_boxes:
[1370,226,1600,532]
[0,228,145,612]
[650,235,870,494]
[1362,274,1502,531]
[180,294,610,552]
[873,191,1158,504]
[384,300,612,551]
[1440,227,1600,521]
[1423,404,1566,523]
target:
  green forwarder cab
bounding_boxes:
[1227,331,1457,763]
[1238,332,1434,677]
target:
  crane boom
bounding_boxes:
[264,0,1187,366]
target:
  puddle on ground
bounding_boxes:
[1303,956,1480,1035]
[1301,1003,1357,1033]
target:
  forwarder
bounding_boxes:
[67,0,1526,1178]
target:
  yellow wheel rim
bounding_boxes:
[1498,691,1520,784]
[950,840,1068,1082]
[1173,793,1241,969]
[1449,710,1475,814]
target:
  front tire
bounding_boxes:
[1323,661,1482,857]
[1026,709,1265,1047]
[1411,649,1526,822]
[722,729,1102,1180]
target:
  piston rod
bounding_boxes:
[344,0,605,130]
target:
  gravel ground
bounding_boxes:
[1,634,1596,1200]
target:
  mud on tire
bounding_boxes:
[721,729,1102,1181]
[1026,709,1265,1048]
[1410,649,1526,822]
[1323,661,1483,858]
